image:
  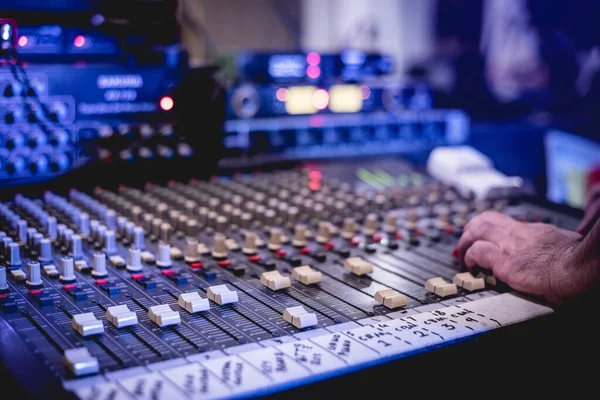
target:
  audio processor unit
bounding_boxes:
[221,51,469,167]
[0,157,579,399]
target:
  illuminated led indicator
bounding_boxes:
[360,85,371,100]
[308,181,321,191]
[276,88,289,102]
[306,52,321,66]
[18,36,28,47]
[309,171,322,181]
[160,96,174,111]
[307,65,321,79]
[312,89,329,110]
[74,35,86,48]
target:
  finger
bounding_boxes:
[577,197,600,233]
[457,211,513,256]
[584,184,600,209]
[464,240,501,271]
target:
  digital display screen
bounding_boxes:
[329,85,363,113]
[284,86,318,115]
[545,130,600,208]
[268,55,307,79]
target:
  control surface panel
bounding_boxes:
[0,159,578,399]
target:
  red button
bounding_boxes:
[0,294,7,300]
[161,269,175,276]
[29,289,42,296]
[444,226,454,234]
[323,242,335,250]
[300,247,312,254]
[95,279,109,286]
[414,229,424,237]
[218,260,231,267]
[394,232,404,240]
[372,234,382,242]
[452,248,459,259]
[275,249,286,257]
[350,238,361,246]
[131,273,144,280]
[63,284,77,291]
[190,262,203,270]
[248,255,261,263]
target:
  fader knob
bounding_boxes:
[92,253,108,278]
[26,261,43,288]
[38,239,52,263]
[316,221,331,243]
[292,224,308,248]
[342,218,357,239]
[127,247,143,272]
[0,266,7,292]
[71,235,83,260]
[212,234,228,259]
[184,237,200,263]
[7,242,21,267]
[242,232,258,255]
[104,231,117,255]
[60,257,76,283]
[17,219,27,243]
[156,242,172,268]
[384,214,398,234]
[268,228,283,251]
[363,214,379,236]
[47,216,57,240]
[132,227,145,250]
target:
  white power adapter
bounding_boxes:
[426,146,523,200]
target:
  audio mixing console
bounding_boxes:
[0,159,580,399]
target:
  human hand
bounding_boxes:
[577,183,600,234]
[455,211,592,305]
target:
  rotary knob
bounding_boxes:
[342,218,357,239]
[103,231,117,255]
[292,224,308,248]
[384,214,398,234]
[132,226,145,250]
[242,232,258,255]
[184,237,200,263]
[127,247,143,272]
[26,261,43,288]
[92,252,108,278]
[59,257,76,283]
[7,242,21,267]
[38,238,53,264]
[46,216,58,240]
[363,214,379,236]
[268,228,283,251]
[70,234,83,260]
[156,242,172,268]
[316,221,332,243]
[212,234,228,259]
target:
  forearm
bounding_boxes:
[574,217,600,285]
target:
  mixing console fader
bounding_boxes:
[0,159,580,399]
